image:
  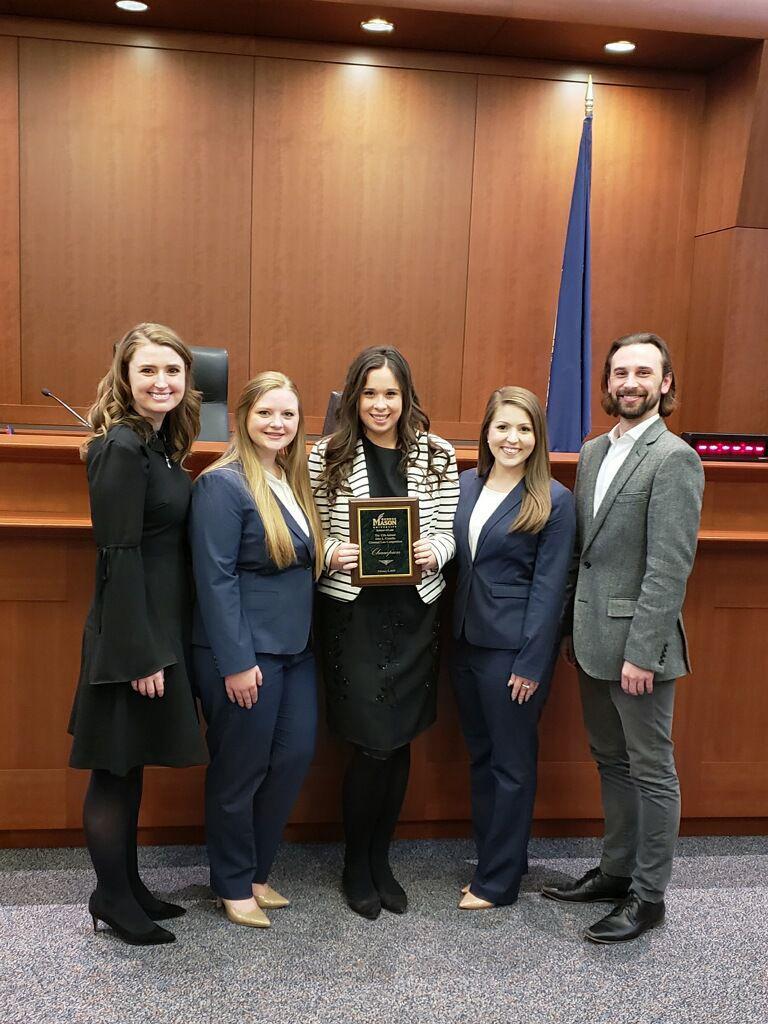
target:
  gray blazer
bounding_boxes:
[564,418,704,681]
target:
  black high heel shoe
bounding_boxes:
[141,897,186,921]
[88,893,176,946]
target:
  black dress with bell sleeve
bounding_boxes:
[68,423,208,775]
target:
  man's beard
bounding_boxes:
[615,388,658,419]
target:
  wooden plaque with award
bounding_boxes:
[349,497,421,587]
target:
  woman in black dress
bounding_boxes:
[69,323,208,946]
[309,347,459,919]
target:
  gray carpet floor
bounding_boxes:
[1,836,767,1024]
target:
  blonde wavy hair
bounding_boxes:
[199,372,324,577]
[83,323,201,461]
[477,386,552,534]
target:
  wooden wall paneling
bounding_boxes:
[738,42,768,228]
[249,57,477,423]
[699,466,768,534]
[535,661,602,819]
[0,35,20,405]
[461,75,584,426]
[18,38,254,411]
[0,537,90,781]
[695,45,761,236]
[463,76,699,436]
[680,549,768,818]
[589,82,701,436]
[717,229,768,431]
[0,460,89,519]
[685,227,768,434]
[683,229,732,433]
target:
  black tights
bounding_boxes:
[83,767,169,931]
[342,744,410,898]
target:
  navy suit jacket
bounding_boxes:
[452,470,576,684]
[189,465,316,677]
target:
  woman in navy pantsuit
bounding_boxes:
[452,387,576,910]
[189,372,324,929]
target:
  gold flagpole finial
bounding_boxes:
[585,74,594,117]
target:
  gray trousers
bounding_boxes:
[577,667,679,902]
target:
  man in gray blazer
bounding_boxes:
[542,332,704,943]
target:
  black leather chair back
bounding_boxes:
[190,346,229,442]
[322,391,343,437]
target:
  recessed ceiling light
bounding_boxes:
[116,2,149,12]
[361,18,395,34]
[604,40,636,53]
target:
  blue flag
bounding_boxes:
[546,114,592,452]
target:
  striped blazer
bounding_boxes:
[308,433,460,604]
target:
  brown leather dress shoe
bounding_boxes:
[585,891,665,943]
[541,866,631,903]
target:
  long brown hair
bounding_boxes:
[199,372,324,577]
[319,346,449,502]
[83,323,200,461]
[478,386,552,534]
[601,331,677,418]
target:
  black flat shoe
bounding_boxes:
[342,872,381,920]
[585,891,665,944]
[541,866,631,904]
[88,893,176,946]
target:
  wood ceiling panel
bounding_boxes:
[0,1,757,71]
[485,18,754,72]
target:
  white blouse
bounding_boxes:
[468,486,508,559]
[267,472,309,538]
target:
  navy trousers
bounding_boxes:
[193,646,317,900]
[451,637,551,905]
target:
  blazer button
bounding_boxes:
[583,560,591,569]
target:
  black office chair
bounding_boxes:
[322,391,343,437]
[191,346,230,442]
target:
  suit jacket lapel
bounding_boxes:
[455,471,484,563]
[274,498,315,563]
[584,419,667,553]
[580,435,610,536]
[475,479,525,559]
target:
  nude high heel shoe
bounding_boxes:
[253,885,290,910]
[216,897,271,928]
[458,891,495,911]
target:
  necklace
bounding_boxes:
[151,431,173,469]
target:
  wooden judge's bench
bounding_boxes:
[1,432,767,847]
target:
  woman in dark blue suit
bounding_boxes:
[189,372,325,928]
[452,386,576,910]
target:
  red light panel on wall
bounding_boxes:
[682,433,768,462]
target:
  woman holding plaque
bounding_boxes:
[189,372,324,929]
[451,387,575,910]
[309,346,459,920]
